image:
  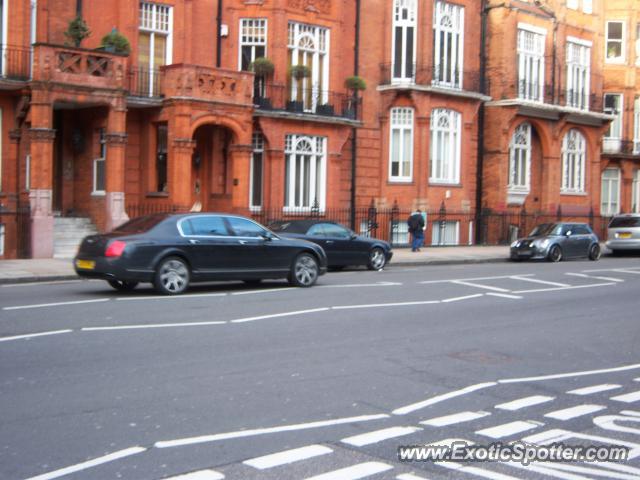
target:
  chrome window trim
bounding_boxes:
[177,214,280,240]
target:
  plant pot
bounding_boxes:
[286,100,304,113]
[255,96,273,110]
[316,104,334,116]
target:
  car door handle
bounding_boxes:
[238,240,248,245]
[325,240,334,244]
[189,239,200,245]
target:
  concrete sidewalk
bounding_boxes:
[0,245,509,284]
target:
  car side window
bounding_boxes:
[573,225,589,235]
[227,217,267,237]
[186,216,230,236]
[323,223,351,239]
[307,224,326,237]
[560,224,573,236]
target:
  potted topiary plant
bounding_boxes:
[64,16,91,48]
[100,28,131,55]
[249,57,275,109]
[343,76,365,119]
[344,75,367,91]
[287,65,310,112]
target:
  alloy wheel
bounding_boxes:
[157,258,189,294]
[368,248,386,270]
[292,254,319,287]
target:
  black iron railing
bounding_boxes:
[128,66,164,98]
[379,62,482,93]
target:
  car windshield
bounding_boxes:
[112,215,166,234]
[609,217,640,228]
[528,223,559,237]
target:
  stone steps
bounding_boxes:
[53,217,98,259]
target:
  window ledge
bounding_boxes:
[91,191,106,197]
[146,192,169,198]
[560,191,587,196]
[388,178,413,184]
[429,180,460,186]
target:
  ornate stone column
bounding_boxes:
[104,132,129,231]
[170,138,196,210]
[28,127,56,258]
[229,143,253,213]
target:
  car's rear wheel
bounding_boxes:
[289,253,319,287]
[547,245,563,262]
[367,247,386,270]
[107,280,139,291]
[154,257,190,295]
[588,243,601,261]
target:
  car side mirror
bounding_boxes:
[261,232,273,241]
[350,233,357,240]
[565,231,572,237]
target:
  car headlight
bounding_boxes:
[533,238,550,249]
[510,240,519,248]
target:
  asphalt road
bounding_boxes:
[1,257,640,480]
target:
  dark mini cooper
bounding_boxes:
[510,222,601,262]
[269,220,393,270]
[74,213,327,294]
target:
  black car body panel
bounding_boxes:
[509,222,599,260]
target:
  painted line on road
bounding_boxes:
[509,276,570,288]
[435,461,522,480]
[621,410,640,417]
[164,470,225,480]
[565,272,625,282]
[244,444,333,470]
[332,300,441,310]
[82,321,228,331]
[392,382,497,415]
[397,474,430,480]
[495,395,555,411]
[231,288,296,296]
[420,274,534,284]
[24,446,146,480]
[544,404,606,421]
[0,329,73,343]
[117,292,228,301]
[304,462,393,480]
[486,292,523,300]
[613,269,640,275]
[154,413,390,448]
[319,281,403,288]
[230,308,330,323]
[3,298,110,311]
[441,293,485,303]
[341,426,422,447]
[582,267,640,273]
[421,411,491,427]
[499,362,640,383]
[475,420,541,439]
[511,282,616,294]
[636,378,640,382]
[611,390,640,403]
[451,280,511,292]
[567,384,622,395]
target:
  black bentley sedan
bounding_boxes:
[74,213,328,294]
[269,220,393,270]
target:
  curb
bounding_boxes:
[0,274,80,285]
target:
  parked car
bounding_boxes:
[268,220,393,270]
[74,213,328,294]
[606,213,640,254]
[510,222,601,262]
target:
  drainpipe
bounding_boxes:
[76,0,82,16]
[216,0,223,68]
[475,0,488,244]
[350,0,361,230]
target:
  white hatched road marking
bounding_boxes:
[475,420,540,439]
[544,404,606,420]
[441,293,484,303]
[82,321,228,331]
[332,300,440,310]
[231,308,330,323]
[320,282,402,288]
[231,288,296,295]
[3,298,110,311]
[303,462,393,480]
[393,382,497,415]
[435,461,522,480]
[611,390,640,403]
[243,444,332,470]
[495,395,554,411]
[420,274,535,284]
[450,280,511,292]
[117,293,228,301]
[582,267,640,274]
[565,272,625,282]
[499,362,640,383]
[341,426,421,447]
[504,460,638,480]
[421,411,491,427]
[24,447,146,480]
[636,378,640,382]
[567,384,622,395]
[511,282,616,294]
[509,276,570,287]
[486,293,523,300]
[164,470,225,480]
[0,329,73,343]
[614,269,640,275]
[396,474,429,480]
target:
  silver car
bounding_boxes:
[606,214,640,253]
[510,222,601,262]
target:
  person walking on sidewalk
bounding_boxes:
[407,209,425,252]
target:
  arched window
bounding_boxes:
[433,1,464,88]
[392,0,417,81]
[288,22,329,110]
[284,134,327,211]
[561,129,586,193]
[508,123,532,191]
[389,107,414,181]
[430,109,461,183]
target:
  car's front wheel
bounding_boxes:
[547,245,563,262]
[367,247,387,270]
[154,256,190,295]
[289,253,319,287]
[588,243,601,261]
[108,280,139,291]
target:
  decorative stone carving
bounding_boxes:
[288,0,330,13]
[104,132,128,145]
[173,138,197,152]
[29,128,56,142]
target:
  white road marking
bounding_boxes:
[565,272,625,282]
[117,293,228,301]
[82,320,228,331]
[499,362,640,383]
[420,274,534,284]
[341,426,421,447]
[164,470,225,480]
[486,292,523,299]
[396,474,429,480]
[504,461,635,480]
[243,444,332,470]
[3,298,110,311]
[544,404,606,420]
[332,300,440,310]
[231,307,330,323]
[154,413,390,448]
[24,446,146,480]
[611,390,640,403]
[441,293,485,303]
[304,462,393,480]
[583,267,640,273]
[511,282,616,294]
[393,382,497,415]
[320,281,402,288]
[421,411,490,427]
[636,378,640,382]
[621,410,640,417]
[436,461,522,480]
[0,329,73,343]
[231,288,296,296]
[451,280,511,292]
[567,384,622,395]
[495,395,554,411]
[475,420,540,439]
[613,269,640,275]
[510,276,570,287]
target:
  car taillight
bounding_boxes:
[105,240,127,258]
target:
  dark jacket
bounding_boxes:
[407,212,425,234]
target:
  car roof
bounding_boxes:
[270,219,339,233]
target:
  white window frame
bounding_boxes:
[93,129,106,195]
[433,1,464,89]
[0,223,4,256]
[391,0,417,83]
[566,37,591,110]
[606,21,625,64]
[389,107,414,182]
[139,2,173,95]
[284,134,327,212]
[517,23,546,102]
[431,220,459,245]
[561,129,586,194]
[632,170,640,213]
[634,96,640,154]
[29,0,36,78]
[250,132,264,211]
[508,123,532,192]
[636,23,640,66]
[1,0,9,77]
[430,108,461,184]
[567,0,578,10]
[601,168,621,216]
[238,18,267,70]
[604,93,623,153]
[25,154,30,191]
[582,0,592,14]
